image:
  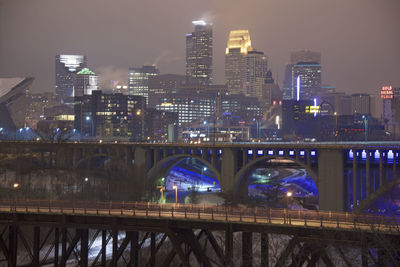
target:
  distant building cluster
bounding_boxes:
[2,20,397,142]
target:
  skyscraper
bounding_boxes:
[55,54,87,102]
[243,50,268,99]
[128,65,159,104]
[290,50,321,101]
[73,68,98,97]
[186,20,213,85]
[225,30,252,93]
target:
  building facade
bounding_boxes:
[128,65,159,104]
[225,30,252,94]
[73,68,98,97]
[55,55,87,103]
[186,21,213,85]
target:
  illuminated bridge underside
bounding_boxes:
[0,141,399,212]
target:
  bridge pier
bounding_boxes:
[318,149,344,212]
[221,148,237,194]
[261,233,269,267]
[242,232,252,267]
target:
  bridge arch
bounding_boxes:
[146,154,221,189]
[234,155,318,197]
[353,178,400,214]
[74,153,109,169]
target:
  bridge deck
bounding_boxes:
[0,200,398,240]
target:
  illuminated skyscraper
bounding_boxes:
[243,50,268,99]
[225,30,252,94]
[73,68,98,97]
[186,20,213,85]
[290,50,321,100]
[128,65,159,104]
[55,54,87,102]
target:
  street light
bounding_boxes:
[253,118,259,140]
[203,121,210,142]
[157,186,165,204]
[172,184,178,204]
[85,116,94,136]
[334,112,338,141]
[362,115,368,141]
[286,191,292,208]
[202,166,207,176]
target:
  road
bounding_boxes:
[0,200,399,235]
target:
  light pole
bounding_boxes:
[172,184,178,204]
[157,186,165,204]
[334,112,338,141]
[286,191,292,208]
[85,116,95,137]
[201,166,207,176]
[253,118,259,140]
[362,115,368,141]
[203,121,210,142]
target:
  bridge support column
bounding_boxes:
[261,233,269,267]
[225,224,233,266]
[33,226,40,266]
[8,225,17,267]
[221,148,237,194]
[318,149,344,211]
[242,232,252,267]
[54,228,59,267]
[353,151,357,208]
[366,150,370,197]
[132,147,150,193]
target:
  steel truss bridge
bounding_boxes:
[0,200,399,266]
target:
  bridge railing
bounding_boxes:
[0,200,399,233]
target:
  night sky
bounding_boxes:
[1,0,399,99]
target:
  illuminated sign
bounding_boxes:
[305,106,320,113]
[381,86,393,99]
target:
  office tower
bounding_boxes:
[186,20,213,85]
[55,55,87,102]
[128,65,159,105]
[262,70,282,120]
[225,30,252,93]
[156,88,218,126]
[291,50,321,65]
[282,64,293,100]
[351,93,370,115]
[220,94,263,123]
[148,74,186,108]
[145,108,178,142]
[74,91,146,139]
[243,50,268,99]
[287,50,322,100]
[73,68,98,97]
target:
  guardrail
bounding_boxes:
[0,200,399,233]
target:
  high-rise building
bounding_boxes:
[285,50,322,100]
[148,74,186,108]
[225,30,252,93]
[73,68,98,97]
[55,55,87,103]
[74,91,146,139]
[351,93,370,115]
[243,50,268,99]
[381,86,400,138]
[128,65,159,104]
[186,20,213,85]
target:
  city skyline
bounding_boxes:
[0,0,399,97]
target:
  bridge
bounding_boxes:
[0,200,399,266]
[0,141,399,213]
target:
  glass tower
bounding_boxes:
[186,20,213,85]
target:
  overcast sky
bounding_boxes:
[1,0,399,97]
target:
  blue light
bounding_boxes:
[348,150,354,159]
[218,149,222,155]
[257,150,263,156]
[248,150,253,155]
[0,128,3,131]
[361,150,366,159]
[203,121,207,125]
[388,150,394,160]
[300,151,305,156]
[278,150,284,156]
[311,151,316,156]
[296,76,300,101]
[268,150,274,155]
[374,150,380,159]
[289,151,294,156]
[85,116,90,121]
